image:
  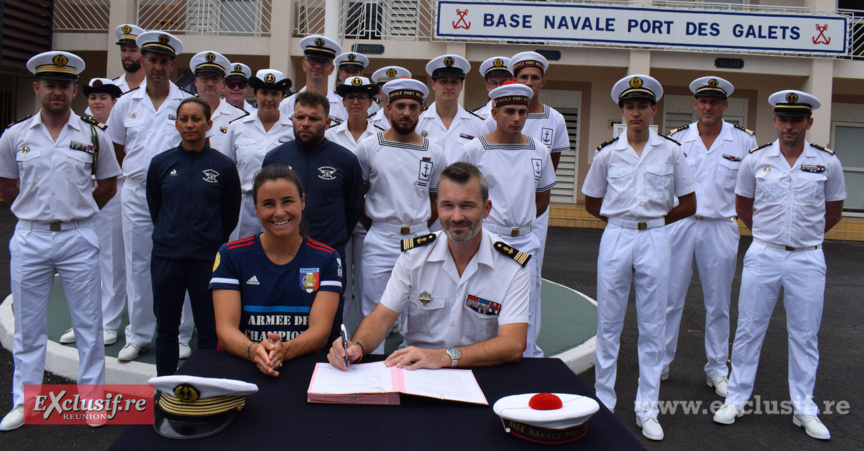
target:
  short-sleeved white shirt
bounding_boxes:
[485,105,570,153]
[582,128,697,220]
[472,100,493,121]
[111,73,137,93]
[0,112,122,221]
[670,121,757,219]
[105,81,194,185]
[450,136,556,228]
[735,140,846,248]
[380,229,530,348]
[354,132,444,225]
[244,100,257,115]
[325,119,380,152]
[368,108,390,131]
[209,99,249,157]
[279,86,348,124]
[224,112,294,193]
[417,103,487,162]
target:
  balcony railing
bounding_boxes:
[53,0,272,36]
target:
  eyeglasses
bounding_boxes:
[486,80,505,88]
[196,75,223,83]
[226,81,247,89]
[345,94,370,103]
[305,56,333,67]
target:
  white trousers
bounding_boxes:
[594,224,669,418]
[360,226,428,354]
[532,209,549,274]
[489,230,543,358]
[342,225,366,332]
[122,182,193,348]
[726,242,825,416]
[664,216,739,377]
[11,221,105,407]
[230,192,263,241]
[94,178,126,330]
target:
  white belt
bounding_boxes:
[607,217,665,230]
[371,221,427,235]
[19,218,93,232]
[754,238,820,252]
[695,215,738,222]
[485,222,532,238]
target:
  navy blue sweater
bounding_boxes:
[147,145,241,261]
[262,138,363,257]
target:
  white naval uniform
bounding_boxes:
[448,136,556,357]
[471,100,493,121]
[0,112,123,407]
[664,122,756,378]
[367,101,380,116]
[224,112,294,241]
[244,99,257,115]
[279,86,348,124]
[325,119,381,330]
[368,108,390,131]
[581,129,696,418]
[726,141,845,416]
[106,82,203,348]
[112,72,138,93]
[485,105,569,284]
[209,99,249,157]
[381,229,530,348]
[355,132,444,353]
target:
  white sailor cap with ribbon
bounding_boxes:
[83,78,123,98]
[26,51,85,80]
[493,393,600,445]
[426,54,471,79]
[611,74,663,106]
[334,52,369,69]
[689,76,734,98]
[371,66,412,85]
[115,24,145,46]
[149,375,258,440]
[489,81,533,107]
[300,35,342,60]
[248,69,292,92]
[768,90,821,117]
[508,52,549,76]
[190,51,231,76]
[382,78,428,102]
[226,63,252,81]
[479,56,512,79]
[336,76,380,97]
[136,31,184,57]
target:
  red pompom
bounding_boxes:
[502,80,518,86]
[529,393,563,410]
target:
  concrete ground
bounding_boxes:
[0,202,862,449]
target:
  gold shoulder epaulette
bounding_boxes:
[595,137,618,152]
[81,115,107,130]
[6,115,33,129]
[661,135,680,146]
[667,124,689,136]
[401,233,436,252]
[493,241,531,267]
[734,124,755,136]
[749,143,771,154]
[810,143,834,155]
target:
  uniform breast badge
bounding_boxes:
[300,268,320,293]
[418,291,432,305]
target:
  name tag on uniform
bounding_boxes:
[278,137,290,144]
[465,295,501,316]
[460,133,475,140]
[70,141,95,154]
[801,164,826,173]
[168,114,177,121]
[722,154,742,162]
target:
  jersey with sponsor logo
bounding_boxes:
[209,234,342,343]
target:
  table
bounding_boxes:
[111,350,644,450]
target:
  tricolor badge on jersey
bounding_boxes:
[494,241,531,267]
[466,295,501,316]
[300,268,320,293]
[401,233,436,252]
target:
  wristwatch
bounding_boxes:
[446,346,461,368]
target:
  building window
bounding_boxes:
[831,122,864,214]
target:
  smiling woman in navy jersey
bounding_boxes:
[211,164,342,377]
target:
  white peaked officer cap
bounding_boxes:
[768,90,821,117]
[689,76,734,98]
[611,74,663,106]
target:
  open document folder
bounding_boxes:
[307,361,488,405]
